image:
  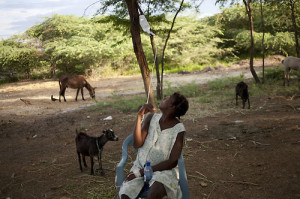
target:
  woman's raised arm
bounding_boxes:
[133,104,154,148]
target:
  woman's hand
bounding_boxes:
[138,104,154,117]
[125,172,136,182]
[134,104,154,148]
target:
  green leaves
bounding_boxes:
[1,0,299,80]
[0,35,41,77]
[212,2,300,56]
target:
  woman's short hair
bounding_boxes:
[171,92,189,119]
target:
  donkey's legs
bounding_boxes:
[63,88,67,102]
[81,88,85,100]
[75,88,80,101]
[59,87,67,102]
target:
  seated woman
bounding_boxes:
[119,92,189,199]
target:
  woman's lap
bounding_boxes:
[120,181,167,199]
[146,181,167,199]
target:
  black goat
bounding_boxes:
[235,81,250,109]
[75,129,118,175]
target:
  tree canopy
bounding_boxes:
[0,2,299,81]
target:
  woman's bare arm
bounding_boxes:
[139,131,184,175]
[133,104,154,148]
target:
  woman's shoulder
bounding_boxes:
[144,112,155,124]
[153,113,162,118]
[149,113,162,122]
[173,122,185,133]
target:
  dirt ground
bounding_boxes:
[0,55,300,199]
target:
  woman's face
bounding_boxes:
[159,95,174,110]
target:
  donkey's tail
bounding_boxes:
[59,80,61,90]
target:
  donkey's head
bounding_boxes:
[88,87,96,99]
[85,82,96,99]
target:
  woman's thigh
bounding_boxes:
[146,181,167,199]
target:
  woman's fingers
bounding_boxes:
[144,104,154,114]
[125,172,136,182]
[138,104,154,115]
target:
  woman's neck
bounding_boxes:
[159,113,179,130]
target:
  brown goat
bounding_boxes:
[75,129,118,175]
[58,75,96,102]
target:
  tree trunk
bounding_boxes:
[150,35,161,100]
[125,0,156,108]
[161,0,185,97]
[260,0,265,83]
[137,4,161,100]
[50,60,56,78]
[243,0,260,83]
[289,0,300,57]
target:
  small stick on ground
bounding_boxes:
[251,140,270,146]
[207,183,217,199]
[219,180,258,186]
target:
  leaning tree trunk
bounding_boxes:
[260,0,265,83]
[125,0,156,108]
[289,0,300,57]
[244,0,260,83]
[50,60,56,78]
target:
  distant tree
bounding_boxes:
[95,0,194,106]
[211,3,298,56]
[0,35,42,79]
[27,14,121,76]
[260,0,265,83]
[217,0,260,83]
[161,0,185,100]
[266,0,299,57]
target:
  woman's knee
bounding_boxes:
[146,182,167,199]
[121,194,130,199]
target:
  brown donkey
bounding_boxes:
[59,75,96,102]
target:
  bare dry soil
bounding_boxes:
[0,56,299,199]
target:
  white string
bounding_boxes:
[139,13,157,122]
[139,14,156,104]
[146,44,157,104]
[142,42,157,123]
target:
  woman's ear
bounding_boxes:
[170,104,177,113]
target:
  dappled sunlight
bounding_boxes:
[0,80,57,93]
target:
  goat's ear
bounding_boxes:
[103,130,106,134]
[76,128,79,135]
[94,87,97,90]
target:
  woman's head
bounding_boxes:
[159,92,189,119]
[171,92,189,119]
